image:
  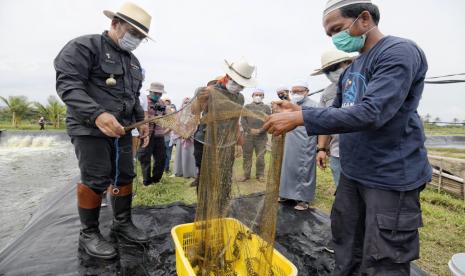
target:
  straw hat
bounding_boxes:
[104,2,152,39]
[223,58,257,88]
[147,82,166,94]
[311,49,356,76]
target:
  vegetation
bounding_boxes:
[0,95,66,130]
[423,123,465,136]
[428,147,465,159]
[0,96,32,128]
[34,96,67,128]
[133,153,464,276]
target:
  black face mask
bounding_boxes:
[278,94,289,100]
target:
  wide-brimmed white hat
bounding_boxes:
[311,49,357,76]
[104,2,152,39]
[147,82,166,94]
[222,58,257,88]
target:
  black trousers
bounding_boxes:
[330,174,424,276]
[194,139,204,170]
[71,134,135,193]
[138,135,166,184]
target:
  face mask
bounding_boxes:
[226,80,244,94]
[150,95,160,102]
[278,94,289,100]
[326,68,345,84]
[253,96,263,103]
[118,31,142,52]
[290,93,305,104]
[332,16,375,53]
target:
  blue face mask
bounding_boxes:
[332,16,375,53]
[150,95,160,102]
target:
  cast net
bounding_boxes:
[132,86,285,275]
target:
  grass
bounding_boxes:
[132,151,464,275]
[0,121,66,131]
[424,124,465,136]
[428,147,465,159]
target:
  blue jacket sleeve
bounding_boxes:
[303,42,422,135]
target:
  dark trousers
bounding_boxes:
[164,139,173,172]
[330,174,424,276]
[138,135,166,184]
[194,139,204,170]
[71,134,135,193]
[242,134,267,178]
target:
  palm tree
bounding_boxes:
[0,96,32,128]
[34,96,67,128]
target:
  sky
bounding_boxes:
[0,0,464,121]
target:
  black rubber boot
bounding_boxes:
[77,183,117,259]
[110,184,149,244]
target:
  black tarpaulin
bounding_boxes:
[0,180,428,276]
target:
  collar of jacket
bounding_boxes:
[102,30,127,54]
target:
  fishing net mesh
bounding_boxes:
[147,87,285,275]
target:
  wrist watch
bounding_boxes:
[316,147,327,153]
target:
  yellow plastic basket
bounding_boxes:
[171,217,298,276]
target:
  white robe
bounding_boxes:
[279,96,318,202]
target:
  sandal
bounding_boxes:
[294,201,309,211]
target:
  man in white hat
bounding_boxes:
[239,88,271,182]
[264,1,430,274]
[54,2,152,259]
[138,82,169,186]
[278,81,318,211]
[192,58,256,212]
[312,49,354,188]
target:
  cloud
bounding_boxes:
[0,0,464,121]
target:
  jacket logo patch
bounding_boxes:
[130,63,140,70]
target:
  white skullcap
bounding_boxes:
[276,86,289,93]
[323,0,372,17]
[291,80,309,89]
[252,88,265,95]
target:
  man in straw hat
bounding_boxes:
[264,0,430,274]
[54,2,152,259]
[191,58,256,207]
[312,49,355,188]
[191,76,222,189]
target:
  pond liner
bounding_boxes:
[0,180,428,276]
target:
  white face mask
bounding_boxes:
[118,31,142,52]
[253,96,263,103]
[290,93,306,104]
[225,80,244,94]
[326,68,345,84]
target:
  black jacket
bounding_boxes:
[54,31,145,137]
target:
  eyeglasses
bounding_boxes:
[291,89,308,95]
[126,25,148,42]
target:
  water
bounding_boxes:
[0,133,78,250]
[425,136,465,149]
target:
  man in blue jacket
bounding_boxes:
[264,1,431,275]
